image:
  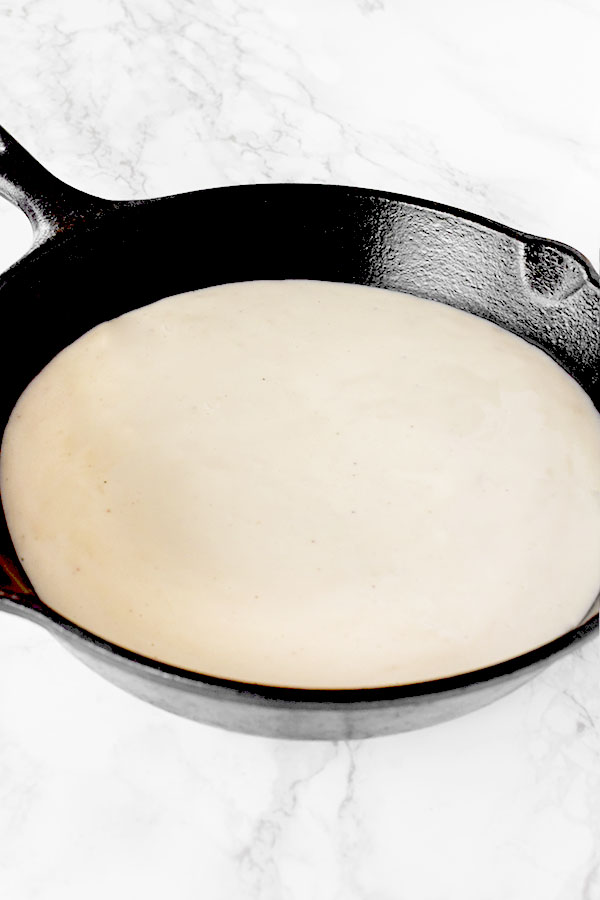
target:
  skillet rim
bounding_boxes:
[1,181,598,290]
[0,588,596,704]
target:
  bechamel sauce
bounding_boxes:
[1,280,599,688]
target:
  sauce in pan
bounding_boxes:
[2,280,600,688]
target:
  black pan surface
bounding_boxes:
[0,124,597,739]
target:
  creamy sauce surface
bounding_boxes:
[2,279,600,688]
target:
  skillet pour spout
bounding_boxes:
[0,124,598,740]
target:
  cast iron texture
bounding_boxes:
[0,124,598,739]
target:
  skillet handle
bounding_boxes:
[0,124,109,246]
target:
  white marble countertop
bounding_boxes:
[0,1,598,898]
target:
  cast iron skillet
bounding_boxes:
[0,124,598,740]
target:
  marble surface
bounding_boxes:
[0,1,598,898]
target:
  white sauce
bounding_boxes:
[1,280,599,688]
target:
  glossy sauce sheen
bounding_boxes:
[2,280,600,688]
